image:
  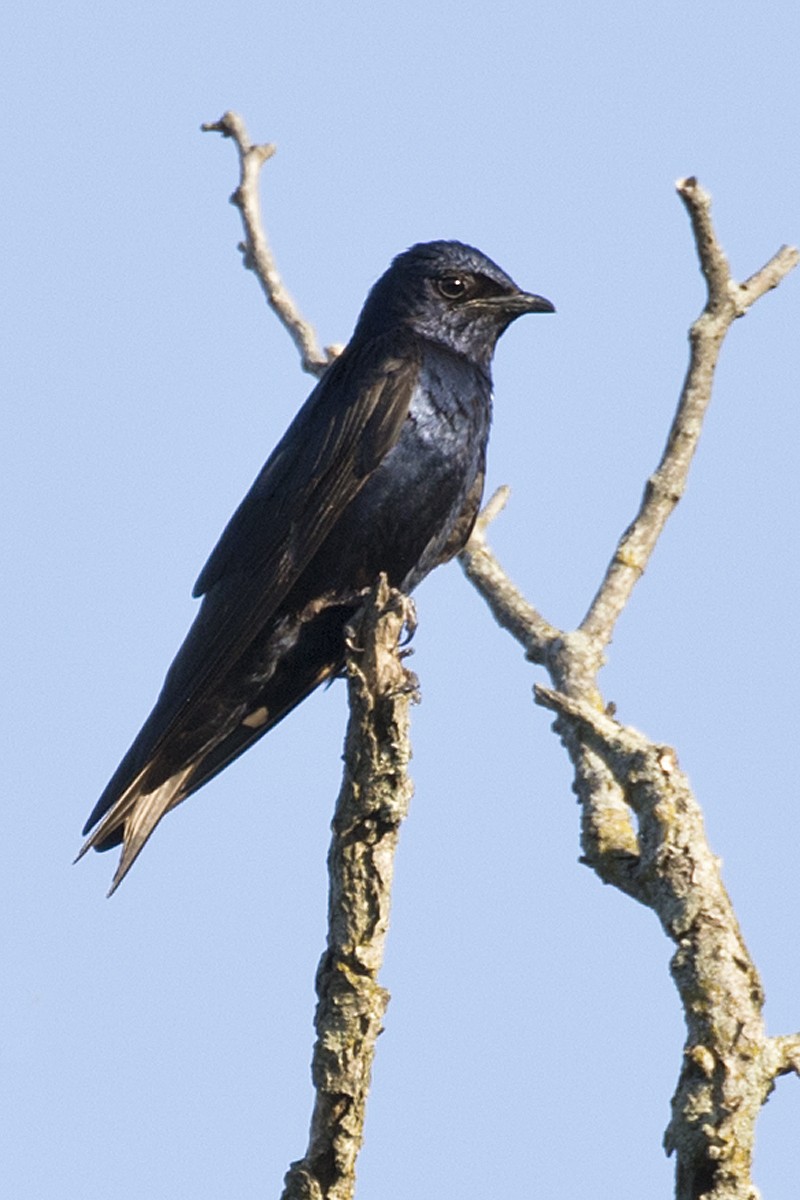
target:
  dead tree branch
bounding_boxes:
[281,578,417,1200]
[580,179,799,651]
[202,111,337,377]
[460,181,798,1200]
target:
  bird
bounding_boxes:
[79,240,554,893]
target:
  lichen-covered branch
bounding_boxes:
[202,111,337,377]
[535,685,774,1198]
[281,578,417,1200]
[460,181,798,1199]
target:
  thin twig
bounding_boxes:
[202,111,336,376]
[579,179,799,647]
[459,486,558,662]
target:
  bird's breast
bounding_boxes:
[312,348,492,595]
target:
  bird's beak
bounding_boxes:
[509,291,555,315]
[472,291,555,318]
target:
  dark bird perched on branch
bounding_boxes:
[79,241,554,893]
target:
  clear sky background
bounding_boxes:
[4,4,799,1197]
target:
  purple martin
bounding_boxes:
[79,241,553,892]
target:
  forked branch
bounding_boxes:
[460,181,797,1200]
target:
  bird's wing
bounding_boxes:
[193,333,418,597]
[81,333,420,857]
[175,332,419,707]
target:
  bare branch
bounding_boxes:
[202,111,336,377]
[534,684,784,1199]
[282,578,417,1200]
[459,487,559,662]
[460,182,798,1198]
[579,180,799,647]
[677,177,799,313]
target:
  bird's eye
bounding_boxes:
[435,274,470,300]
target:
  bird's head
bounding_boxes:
[353,240,554,363]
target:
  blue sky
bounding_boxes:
[4,4,800,1197]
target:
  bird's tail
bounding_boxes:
[75,767,193,896]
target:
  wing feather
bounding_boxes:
[82,332,420,843]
